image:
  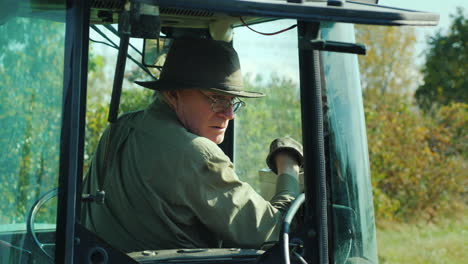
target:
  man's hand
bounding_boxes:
[266,136,303,176]
[275,152,300,178]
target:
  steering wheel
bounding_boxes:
[281,193,306,264]
[26,188,58,260]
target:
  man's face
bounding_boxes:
[172,90,236,144]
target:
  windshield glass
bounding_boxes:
[233,19,302,192]
[321,22,378,263]
[0,2,65,263]
[234,20,378,264]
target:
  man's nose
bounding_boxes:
[217,105,235,120]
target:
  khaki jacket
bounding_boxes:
[82,98,299,252]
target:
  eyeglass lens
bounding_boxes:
[212,98,244,113]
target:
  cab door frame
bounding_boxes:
[297,21,329,264]
[55,0,90,262]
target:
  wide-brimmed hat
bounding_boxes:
[135,38,265,98]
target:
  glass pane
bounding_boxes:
[233,20,302,192]
[320,23,378,264]
[0,2,65,263]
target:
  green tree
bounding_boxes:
[432,103,468,159]
[364,94,466,222]
[415,7,468,112]
[0,17,64,223]
[356,22,467,222]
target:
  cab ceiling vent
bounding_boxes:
[91,0,125,9]
[160,7,215,17]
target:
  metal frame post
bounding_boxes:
[55,0,90,262]
[297,21,329,264]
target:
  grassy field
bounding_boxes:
[376,217,467,264]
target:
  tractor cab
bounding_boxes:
[0,1,438,263]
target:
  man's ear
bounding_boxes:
[162,91,179,110]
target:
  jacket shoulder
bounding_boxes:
[184,137,230,164]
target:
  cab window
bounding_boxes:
[0,4,66,263]
[233,19,302,192]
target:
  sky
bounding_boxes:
[379,0,467,49]
[380,0,466,30]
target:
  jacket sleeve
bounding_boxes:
[180,137,300,249]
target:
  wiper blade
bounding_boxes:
[129,248,263,264]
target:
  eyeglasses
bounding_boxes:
[200,91,246,114]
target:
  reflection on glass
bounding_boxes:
[0,10,65,264]
[143,37,172,68]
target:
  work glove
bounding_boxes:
[266,136,303,174]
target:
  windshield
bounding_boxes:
[321,22,378,263]
[0,2,65,263]
[233,20,378,264]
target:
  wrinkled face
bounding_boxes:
[168,90,236,144]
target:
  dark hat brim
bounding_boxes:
[135,80,265,98]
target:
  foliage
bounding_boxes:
[0,18,64,224]
[432,103,468,159]
[355,25,418,97]
[357,20,467,222]
[364,93,466,221]
[415,7,468,112]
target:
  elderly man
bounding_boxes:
[82,38,300,252]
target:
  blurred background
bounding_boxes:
[352,1,467,263]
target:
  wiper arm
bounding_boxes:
[104,24,143,57]
[90,25,156,79]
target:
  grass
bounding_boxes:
[376,217,467,264]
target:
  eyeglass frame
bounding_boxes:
[199,91,246,114]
